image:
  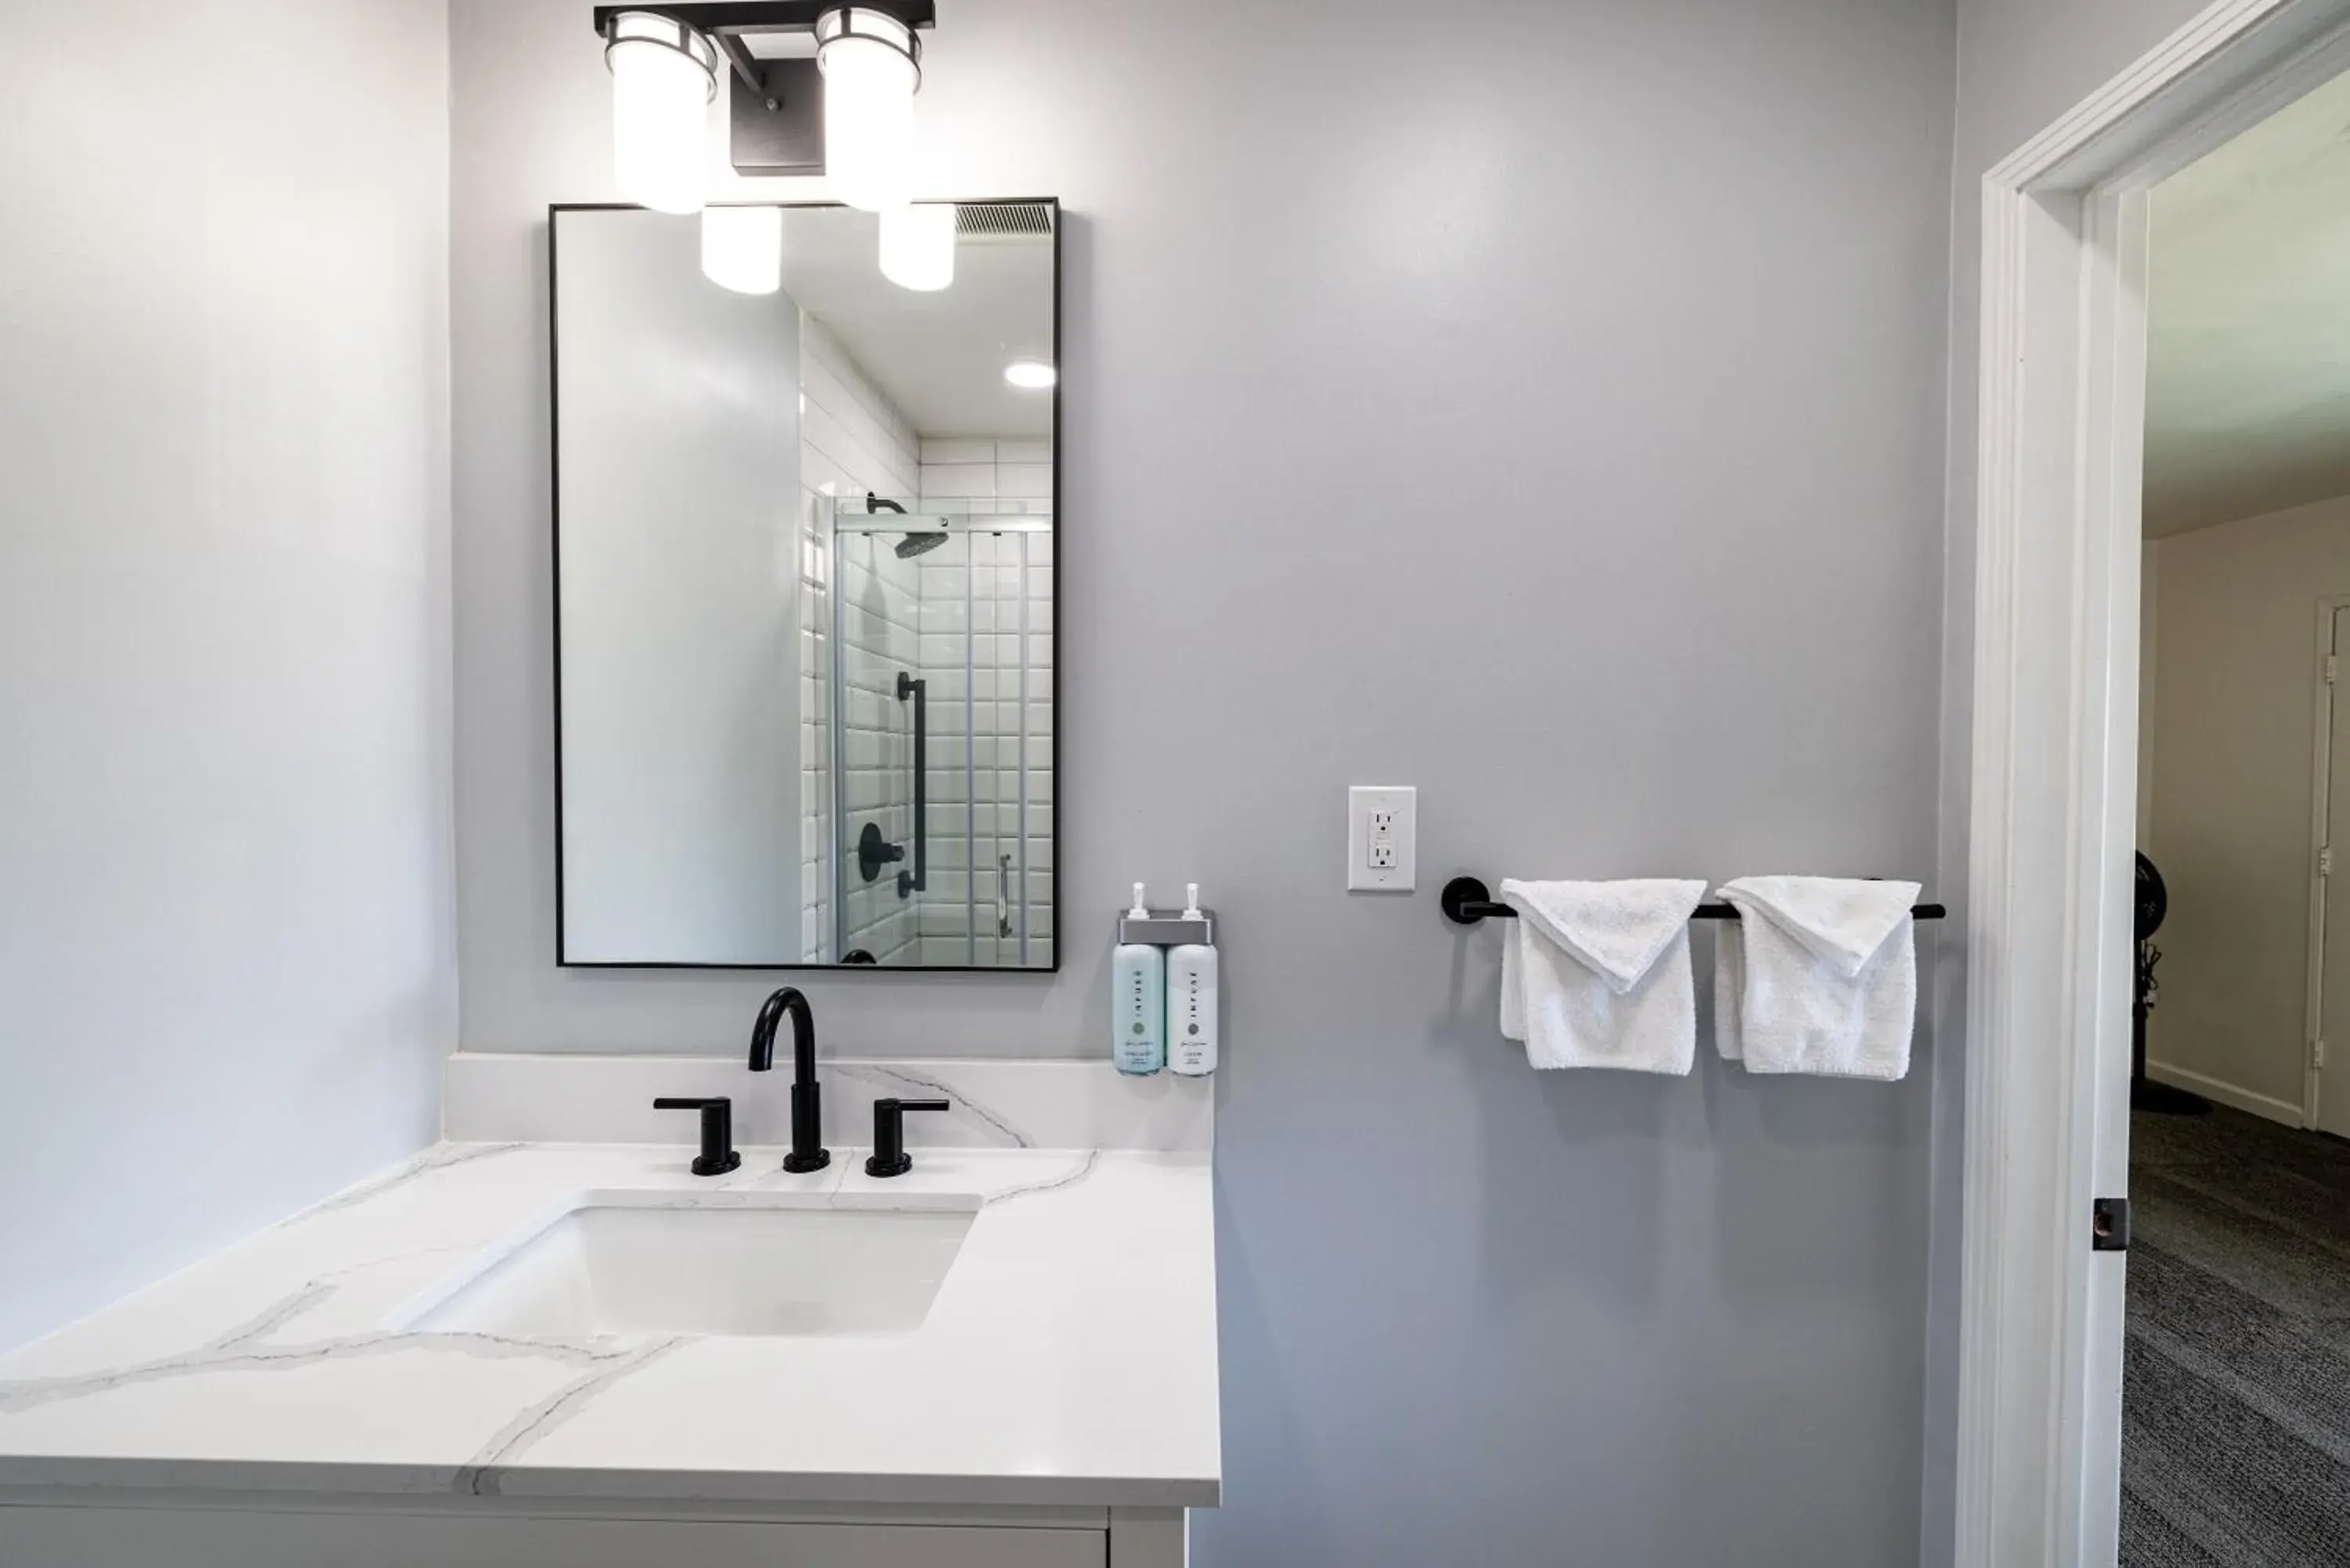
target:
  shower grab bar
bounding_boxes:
[996,853,1014,938]
[1440,876,1945,927]
[895,671,927,898]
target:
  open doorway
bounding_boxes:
[1957,5,2350,1565]
[2122,62,2350,1561]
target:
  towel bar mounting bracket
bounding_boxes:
[1441,876,1511,926]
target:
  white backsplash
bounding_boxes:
[443,1053,1212,1152]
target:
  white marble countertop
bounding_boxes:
[0,1139,1220,1510]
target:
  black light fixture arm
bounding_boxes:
[712,31,765,93]
[1439,876,1947,927]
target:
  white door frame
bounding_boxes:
[2305,597,2350,1130]
[1958,4,2350,1566]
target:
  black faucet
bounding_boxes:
[865,1098,951,1178]
[750,986,829,1172]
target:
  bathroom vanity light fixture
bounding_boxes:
[701,204,783,293]
[815,7,920,212]
[878,203,954,291]
[594,4,935,197]
[1004,360,1058,390]
[605,11,719,214]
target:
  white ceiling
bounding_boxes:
[2144,68,2350,537]
[777,206,1054,439]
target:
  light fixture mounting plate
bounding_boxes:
[728,56,824,176]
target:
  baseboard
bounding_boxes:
[2145,1060,2306,1128]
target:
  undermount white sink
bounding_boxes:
[389,1190,978,1339]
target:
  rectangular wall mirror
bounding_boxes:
[551,201,1058,970]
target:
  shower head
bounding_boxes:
[863,492,946,558]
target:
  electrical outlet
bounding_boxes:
[1348,786,1415,891]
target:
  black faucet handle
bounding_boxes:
[865,1097,952,1178]
[653,1097,741,1178]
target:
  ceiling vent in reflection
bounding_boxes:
[956,201,1056,243]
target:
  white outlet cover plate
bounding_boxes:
[1347,785,1416,892]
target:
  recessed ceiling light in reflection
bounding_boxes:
[1004,361,1057,390]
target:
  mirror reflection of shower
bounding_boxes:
[824,485,1053,967]
[549,201,1055,969]
[863,492,950,559]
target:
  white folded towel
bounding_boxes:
[1499,879,1708,1072]
[1712,876,1921,1080]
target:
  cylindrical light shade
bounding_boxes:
[878,204,955,291]
[606,12,716,215]
[816,8,920,213]
[702,206,783,294]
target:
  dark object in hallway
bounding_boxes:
[2121,1105,2350,1564]
[2131,851,2210,1117]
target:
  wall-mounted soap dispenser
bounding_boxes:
[1112,883,1166,1075]
[1167,884,1219,1076]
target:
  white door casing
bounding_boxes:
[1958,4,2350,1566]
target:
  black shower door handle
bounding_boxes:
[896,671,927,897]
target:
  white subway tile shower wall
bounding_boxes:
[796,341,1054,969]
[799,314,920,963]
[917,438,1055,515]
[916,440,1054,966]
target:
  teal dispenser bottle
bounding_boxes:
[1112,882,1166,1075]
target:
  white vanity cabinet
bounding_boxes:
[0,1502,1188,1568]
[0,1086,1217,1568]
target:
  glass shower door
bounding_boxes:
[828,504,1053,967]
[830,522,925,964]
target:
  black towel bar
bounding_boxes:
[1440,876,1947,927]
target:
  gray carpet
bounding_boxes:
[2123,1104,2350,1566]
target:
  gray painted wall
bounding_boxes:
[0,0,454,1352]
[454,2,1952,1562]
[1920,3,2217,1563]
